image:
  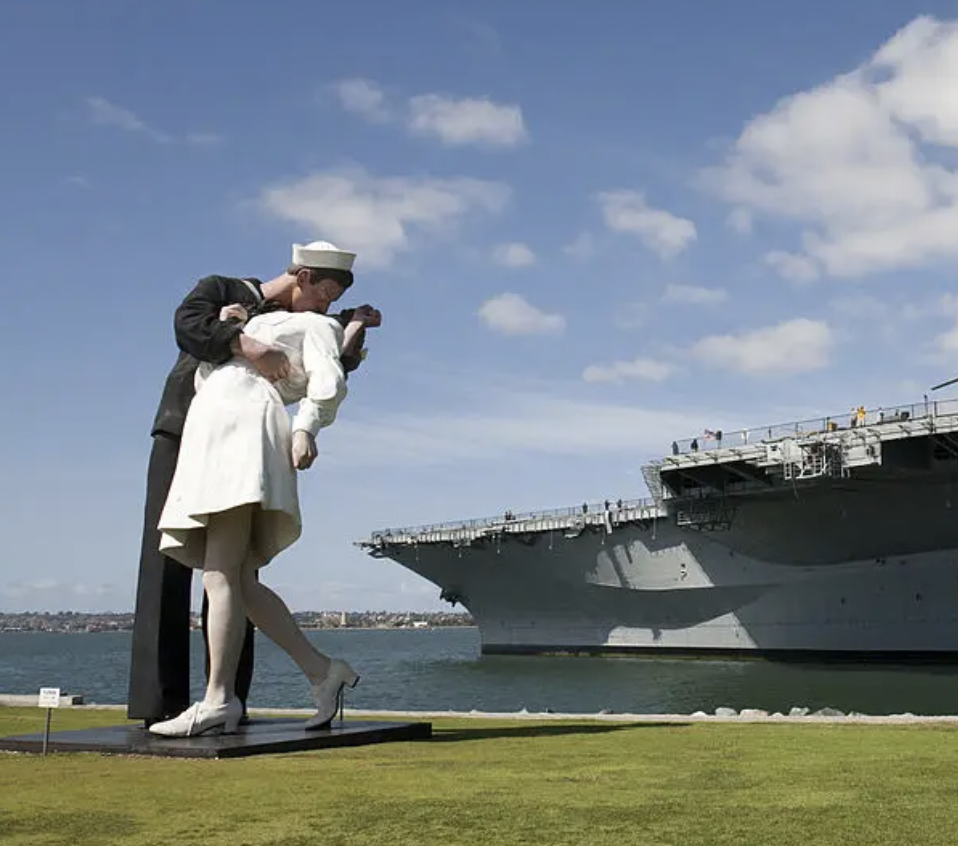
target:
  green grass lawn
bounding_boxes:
[1,707,955,846]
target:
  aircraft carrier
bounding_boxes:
[358,398,958,660]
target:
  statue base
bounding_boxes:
[0,716,432,759]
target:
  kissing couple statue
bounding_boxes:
[147,240,381,737]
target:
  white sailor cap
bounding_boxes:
[291,240,356,271]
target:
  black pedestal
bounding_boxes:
[0,717,432,759]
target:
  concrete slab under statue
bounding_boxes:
[0,715,432,759]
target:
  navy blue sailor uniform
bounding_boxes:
[127,275,263,723]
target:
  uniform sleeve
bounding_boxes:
[174,276,244,365]
[291,316,348,437]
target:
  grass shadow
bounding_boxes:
[429,721,691,742]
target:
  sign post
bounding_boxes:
[37,687,60,756]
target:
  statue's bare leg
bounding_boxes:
[239,557,331,683]
[239,555,358,728]
[201,504,254,707]
[147,504,251,737]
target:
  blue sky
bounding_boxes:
[4,0,958,612]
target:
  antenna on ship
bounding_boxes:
[930,375,958,391]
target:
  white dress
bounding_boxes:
[157,310,347,571]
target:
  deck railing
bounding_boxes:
[670,398,958,456]
[365,496,660,545]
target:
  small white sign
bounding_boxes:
[38,687,61,708]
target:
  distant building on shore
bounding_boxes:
[0,610,474,633]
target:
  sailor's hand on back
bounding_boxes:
[219,303,249,325]
[292,430,318,470]
[233,334,290,383]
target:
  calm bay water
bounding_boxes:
[3,628,958,715]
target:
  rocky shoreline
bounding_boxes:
[1,694,953,723]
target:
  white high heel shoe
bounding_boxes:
[148,698,243,738]
[305,659,360,731]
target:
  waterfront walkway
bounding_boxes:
[2,695,955,725]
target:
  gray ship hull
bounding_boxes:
[362,402,958,660]
[385,502,958,658]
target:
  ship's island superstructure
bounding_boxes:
[358,399,958,660]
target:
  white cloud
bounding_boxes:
[931,294,958,354]
[492,242,536,267]
[727,207,753,234]
[830,292,895,320]
[874,18,958,146]
[2,578,123,611]
[72,583,113,597]
[824,290,956,351]
[331,78,390,122]
[830,292,924,345]
[258,167,510,267]
[64,175,92,189]
[407,94,527,147]
[613,302,648,330]
[703,16,958,279]
[563,232,595,260]
[86,96,171,143]
[85,96,222,147]
[477,293,565,336]
[328,80,527,149]
[764,251,820,282]
[662,283,728,305]
[935,323,958,354]
[692,318,833,374]
[582,357,675,383]
[320,377,698,467]
[596,190,697,258]
[184,132,224,147]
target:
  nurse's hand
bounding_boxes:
[292,430,317,470]
[352,304,382,327]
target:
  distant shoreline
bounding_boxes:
[0,625,479,634]
[0,611,475,635]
